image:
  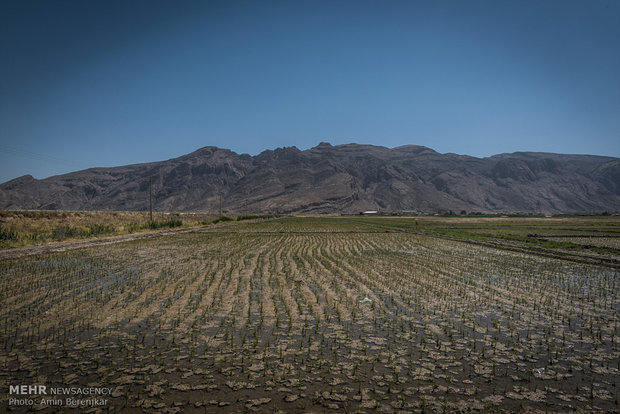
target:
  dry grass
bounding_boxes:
[0,210,221,247]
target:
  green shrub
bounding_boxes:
[87,223,116,236]
[236,214,279,221]
[52,225,79,241]
[0,224,18,241]
[126,222,142,233]
[148,219,183,229]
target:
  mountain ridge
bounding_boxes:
[1,143,618,214]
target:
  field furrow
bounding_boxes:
[1,217,618,413]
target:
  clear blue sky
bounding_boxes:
[1,0,619,183]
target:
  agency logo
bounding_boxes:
[8,384,110,408]
[9,385,47,395]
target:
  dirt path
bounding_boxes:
[0,218,289,261]
[0,225,208,261]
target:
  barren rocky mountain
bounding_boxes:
[1,143,618,214]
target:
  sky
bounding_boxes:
[1,0,619,183]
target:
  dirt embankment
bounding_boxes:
[0,226,203,261]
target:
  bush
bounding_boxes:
[125,220,183,232]
[237,214,279,221]
[126,222,142,233]
[148,220,183,230]
[87,223,116,236]
[212,216,232,224]
[52,225,79,241]
[0,224,18,241]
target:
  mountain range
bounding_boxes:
[1,143,618,214]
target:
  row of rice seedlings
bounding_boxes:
[1,219,617,412]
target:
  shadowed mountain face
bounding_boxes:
[1,143,619,214]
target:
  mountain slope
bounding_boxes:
[1,143,618,214]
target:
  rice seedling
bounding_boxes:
[0,216,618,412]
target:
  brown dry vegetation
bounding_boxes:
[0,210,222,248]
[1,217,618,413]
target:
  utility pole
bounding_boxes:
[219,192,222,218]
[149,176,153,222]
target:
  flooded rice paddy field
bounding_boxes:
[1,217,618,413]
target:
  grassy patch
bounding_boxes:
[0,210,220,248]
[352,215,620,258]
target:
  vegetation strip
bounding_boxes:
[0,226,203,261]
[355,219,620,270]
